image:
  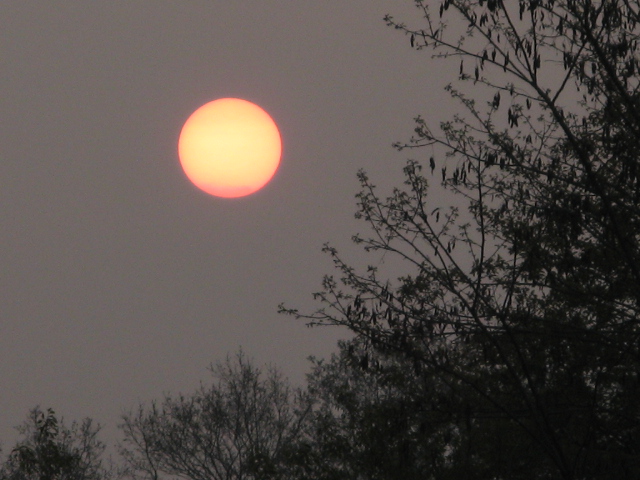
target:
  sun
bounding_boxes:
[178,98,282,198]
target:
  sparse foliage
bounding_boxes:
[283,1,640,478]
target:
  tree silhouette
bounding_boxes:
[283,1,640,478]
[118,352,314,480]
[0,408,111,480]
[298,341,450,480]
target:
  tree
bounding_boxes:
[0,407,113,480]
[283,1,640,478]
[301,339,451,480]
[118,352,314,480]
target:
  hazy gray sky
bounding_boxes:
[0,2,455,449]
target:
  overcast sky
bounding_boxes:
[0,1,457,449]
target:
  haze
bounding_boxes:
[0,2,454,449]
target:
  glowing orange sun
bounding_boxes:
[178,98,282,198]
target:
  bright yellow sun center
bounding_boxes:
[178,98,282,198]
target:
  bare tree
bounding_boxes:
[118,352,313,480]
